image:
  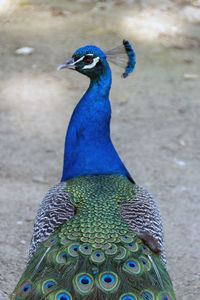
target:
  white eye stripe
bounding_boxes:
[72,56,85,65]
[72,54,94,66]
[82,56,100,69]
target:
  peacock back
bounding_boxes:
[11,175,175,300]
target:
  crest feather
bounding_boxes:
[105,40,136,78]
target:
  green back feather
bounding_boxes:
[11,175,176,300]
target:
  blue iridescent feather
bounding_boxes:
[122,40,136,78]
[61,45,134,183]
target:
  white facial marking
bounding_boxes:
[83,56,100,70]
[72,55,85,65]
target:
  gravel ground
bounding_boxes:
[0,1,200,299]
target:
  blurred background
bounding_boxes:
[0,0,200,299]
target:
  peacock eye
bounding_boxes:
[83,56,94,65]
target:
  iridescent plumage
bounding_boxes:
[11,41,176,300]
[12,175,175,299]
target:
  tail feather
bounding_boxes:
[11,231,176,300]
[11,175,176,299]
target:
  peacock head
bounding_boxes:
[57,41,136,79]
[57,45,109,79]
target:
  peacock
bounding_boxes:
[11,40,176,300]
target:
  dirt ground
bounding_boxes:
[0,0,200,299]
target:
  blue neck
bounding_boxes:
[61,63,133,182]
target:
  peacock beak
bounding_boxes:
[57,58,75,71]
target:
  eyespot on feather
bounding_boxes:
[119,292,139,300]
[42,280,56,294]
[44,236,57,247]
[141,244,152,255]
[140,256,151,271]
[120,235,134,243]
[141,290,155,300]
[79,244,93,256]
[157,292,173,300]
[73,273,94,295]
[56,249,68,263]
[126,242,139,252]
[123,259,142,275]
[19,282,32,297]
[55,289,72,300]
[90,250,105,264]
[97,272,120,293]
[67,242,80,257]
